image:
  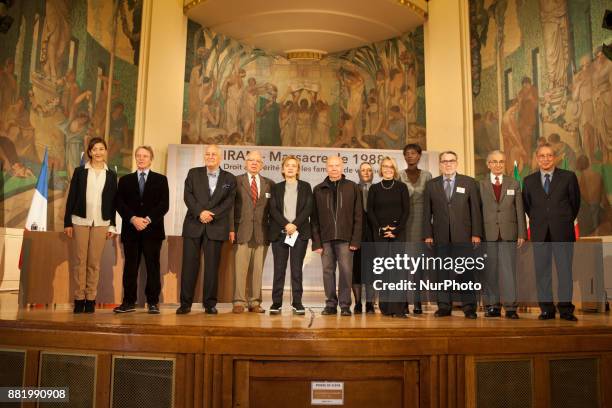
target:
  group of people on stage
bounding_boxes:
[64,139,580,322]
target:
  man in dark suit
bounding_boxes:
[177,144,237,314]
[423,151,483,318]
[230,150,274,314]
[479,150,527,319]
[114,146,169,314]
[522,143,581,321]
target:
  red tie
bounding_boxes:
[250,175,258,206]
[493,176,501,202]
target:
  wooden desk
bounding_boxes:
[18,231,235,306]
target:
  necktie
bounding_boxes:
[494,176,501,202]
[250,175,258,206]
[139,172,145,197]
[544,174,551,194]
[444,178,452,201]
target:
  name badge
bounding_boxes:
[265,192,271,198]
[456,187,466,194]
[507,189,515,196]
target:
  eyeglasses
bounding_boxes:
[488,160,505,165]
[440,160,457,164]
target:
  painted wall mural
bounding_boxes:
[470,0,612,236]
[182,21,426,151]
[0,0,142,230]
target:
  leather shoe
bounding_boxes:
[560,312,578,321]
[148,304,160,314]
[464,311,477,319]
[484,308,501,317]
[538,311,556,320]
[321,306,337,315]
[354,303,362,314]
[413,302,423,315]
[205,306,218,314]
[73,299,85,314]
[340,307,352,316]
[249,305,265,313]
[232,305,245,314]
[434,309,451,317]
[505,311,519,319]
[176,305,191,314]
[365,302,375,314]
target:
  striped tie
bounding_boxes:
[250,175,258,206]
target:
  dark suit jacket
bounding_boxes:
[64,165,117,228]
[181,167,237,241]
[479,176,527,241]
[231,173,275,245]
[268,180,313,242]
[522,168,580,242]
[116,170,169,242]
[423,174,483,243]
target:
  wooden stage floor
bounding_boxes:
[1,290,611,337]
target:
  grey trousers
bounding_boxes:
[321,240,353,308]
[483,241,518,311]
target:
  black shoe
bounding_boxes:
[84,300,96,313]
[205,307,218,314]
[505,311,519,319]
[393,313,408,318]
[148,304,160,314]
[73,299,85,314]
[538,311,556,320]
[354,303,362,314]
[560,312,578,321]
[269,303,282,315]
[321,306,337,315]
[484,307,501,317]
[464,311,477,319]
[340,307,352,316]
[292,303,305,315]
[176,305,191,314]
[365,302,375,314]
[434,309,451,317]
[413,302,423,315]
[113,303,136,314]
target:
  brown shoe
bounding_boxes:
[232,305,245,314]
[249,305,265,313]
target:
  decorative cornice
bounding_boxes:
[396,0,427,19]
[286,51,326,61]
[184,0,205,13]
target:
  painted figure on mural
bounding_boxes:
[517,76,538,153]
[40,0,71,80]
[338,64,366,143]
[377,105,405,150]
[240,77,260,144]
[295,92,316,147]
[571,55,601,163]
[0,58,17,126]
[501,99,528,174]
[280,91,299,147]
[576,155,611,236]
[256,87,281,146]
[223,60,245,136]
[538,0,569,90]
[59,90,93,180]
[313,99,331,147]
[591,47,612,162]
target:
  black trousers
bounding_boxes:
[180,234,223,308]
[122,238,163,305]
[271,237,308,305]
[532,230,574,314]
[435,244,477,313]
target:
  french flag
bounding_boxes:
[25,148,49,231]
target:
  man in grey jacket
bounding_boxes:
[230,150,274,314]
[479,150,527,319]
[312,155,362,316]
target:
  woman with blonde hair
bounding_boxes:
[367,156,410,317]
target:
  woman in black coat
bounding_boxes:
[367,156,410,317]
[268,156,313,316]
[64,137,117,314]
